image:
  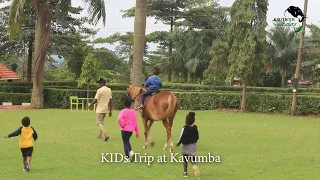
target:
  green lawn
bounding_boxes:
[0,109,319,180]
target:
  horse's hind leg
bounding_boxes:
[162,119,169,151]
[147,120,155,147]
[162,118,173,152]
[168,117,175,152]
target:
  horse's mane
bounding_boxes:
[128,85,146,99]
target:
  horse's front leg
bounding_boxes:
[142,117,148,149]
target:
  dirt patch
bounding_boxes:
[0,105,33,110]
[216,108,240,113]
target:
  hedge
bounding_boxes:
[1,88,320,115]
[0,92,31,105]
[42,88,320,115]
[2,81,320,94]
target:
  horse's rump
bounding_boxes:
[146,91,179,119]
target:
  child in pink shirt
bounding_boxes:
[118,97,140,162]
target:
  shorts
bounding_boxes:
[182,143,197,156]
[21,147,33,157]
[96,113,106,125]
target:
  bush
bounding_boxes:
[0,86,32,93]
[42,88,320,115]
[0,92,31,104]
[43,88,126,109]
[2,81,320,94]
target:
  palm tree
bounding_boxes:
[8,0,106,108]
[268,26,297,87]
[132,0,147,85]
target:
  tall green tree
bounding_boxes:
[0,5,34,81]
[268,26,297,87]
[302,24,320,82]
[203,39,229,85]
[227,0,268,112]
[8,0,106,108]
[78,53,100,104]
[122,0,190,82]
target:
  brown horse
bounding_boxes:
[126,85,179,152]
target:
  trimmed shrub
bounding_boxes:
[2,81,320,93]
[42,88,320,115]
[43,88,126,109]
[0,93,31,104]
[0,86,32,93]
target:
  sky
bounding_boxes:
[72,0,320,51]
[1,0,320,52]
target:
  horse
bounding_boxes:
[126,85,179,152]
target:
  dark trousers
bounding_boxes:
[140,89,153,105]
[121,130,133,157]
[183,154,196,172]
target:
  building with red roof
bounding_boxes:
[0,64,20,82]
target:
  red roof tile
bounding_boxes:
[0,64,19,79]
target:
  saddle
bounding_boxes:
[143,89,161,106]
[139,90,161,117]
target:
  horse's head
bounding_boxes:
[126,85,145,101]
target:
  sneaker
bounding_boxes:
[129,150,135,162]
[193,165,200,179]
[104,136,109,142]
[183,172,188,177]
[124,157,131,163]
[24,162,30,172]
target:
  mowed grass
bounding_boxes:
[0,109,319,180]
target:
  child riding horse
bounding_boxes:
[138,67,162,109]
[127,82,179,152]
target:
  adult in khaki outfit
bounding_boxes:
[89,78,112,142]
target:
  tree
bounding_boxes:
[227,0,268,112]
[132,0,148,85]
[0,5,34,81]
[203,39,229,85]
[301,24,320,82]
[78,53,100,105]
[122,0,190,82]
[93,48,130,83]
[268,26,297,87]
[8,0,106,108]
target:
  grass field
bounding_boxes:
[0,109,319,180]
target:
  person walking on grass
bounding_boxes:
[118,97,140,163]
[176,112,200,179]
[4,116,38,172]
[89,78,112,142]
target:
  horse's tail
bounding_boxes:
[165,93,179,116]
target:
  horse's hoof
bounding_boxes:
[163,148,166,151]
[150,142,155,147]
[143,146,147,149]
[169,148,173,153]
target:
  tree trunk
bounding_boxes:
[240,78,247,112]
[132,0,147,86]
[30,3,53,108]
[281,69,286,88]
[168,16,174,82]
[27,36,33,82]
